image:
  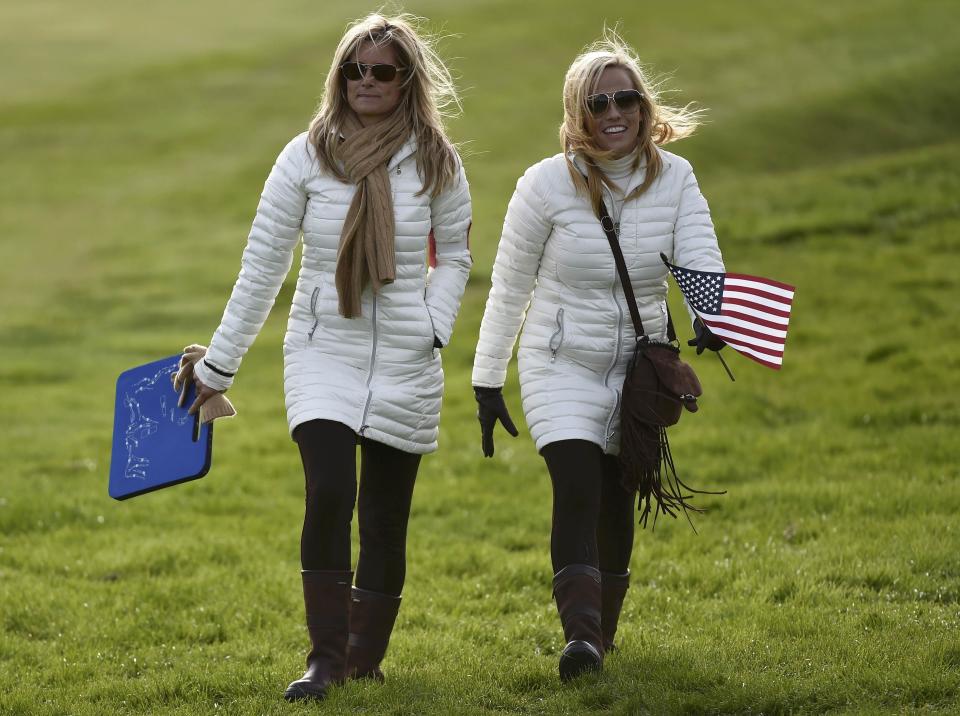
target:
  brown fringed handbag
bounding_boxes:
[597,201,723,528]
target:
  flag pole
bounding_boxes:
[716,351,735,382]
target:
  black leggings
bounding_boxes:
[541,439,635,575]
[293,419,421,597]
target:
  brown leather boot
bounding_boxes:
[601,569,630,653]
[345,587,402,681]
[552,564,604,682]
[283,570,352,702]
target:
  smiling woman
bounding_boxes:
[585,72,644,156]
[472,29,726,683]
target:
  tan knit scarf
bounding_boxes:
[335,112,410,318]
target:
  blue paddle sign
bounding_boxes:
[108,355,213,500]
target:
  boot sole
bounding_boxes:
[559,640,602,682]
[283,682,327,702]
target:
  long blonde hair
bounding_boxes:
[559,29,704,215]
[308,13,459,197]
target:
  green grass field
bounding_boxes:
[1,1,958,713]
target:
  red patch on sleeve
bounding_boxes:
[428,229,437,269]
[427,223,471,268]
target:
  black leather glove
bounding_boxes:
[474,386,519,457]
[688,318,726,355]
[433,335,443,349]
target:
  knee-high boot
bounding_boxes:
[601,569,630,653]
[345,587,402,681]
[283,570,353,702]
[552,564,604,682]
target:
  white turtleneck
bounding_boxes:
[596,150,638,190]
[595,149,639,226]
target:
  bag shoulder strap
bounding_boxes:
[596,199,677,342]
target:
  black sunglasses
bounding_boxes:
[340,61,404,82]
[585,89,644,116]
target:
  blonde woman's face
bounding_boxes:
[345,41,404,126]
[585,66,642,157]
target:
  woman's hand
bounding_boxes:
[186,379,224,416]
[474,386,519,457]
[688,318,726,355]
[172,349,225,415]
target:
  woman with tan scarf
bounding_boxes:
[186,14,471,701]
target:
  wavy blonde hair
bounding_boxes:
[308,13,460,197]
[560,29,704,215]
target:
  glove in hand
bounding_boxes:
[688,319,726,355]
[171,344,236,423]
[474,386,518,457]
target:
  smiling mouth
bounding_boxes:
[603,126,627,135]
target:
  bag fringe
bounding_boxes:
[619,422,725,531]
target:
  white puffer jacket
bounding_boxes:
[472,149,722,454]
[194,132,472,454]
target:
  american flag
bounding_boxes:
[661,254,795,370]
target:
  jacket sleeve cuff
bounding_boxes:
[471,364,508,388]
[193,359,234,392]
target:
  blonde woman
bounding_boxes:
[185,14,471,701]
[472,32,725,681]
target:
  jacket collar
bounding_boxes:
[568,147,671,196]
[388,135,417,170]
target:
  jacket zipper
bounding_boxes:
[359,170,400,434]
[603,301,623,449]
[602,183,624,450]
[548,307,565,362]
[307,286,320,341]
[605,389,622,446]
[358,294,377,435]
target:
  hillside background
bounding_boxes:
[1,1,957,713]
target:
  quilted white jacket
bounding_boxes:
[472,149,723,454]
[194,132,472,454]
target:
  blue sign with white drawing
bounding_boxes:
[109,355,212,500]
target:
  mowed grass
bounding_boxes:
[1,1,958,714]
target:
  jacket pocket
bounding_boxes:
[426,305,437,348]
[548,307,565,362]
[307,285,320,341]
[422,295,438,354]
